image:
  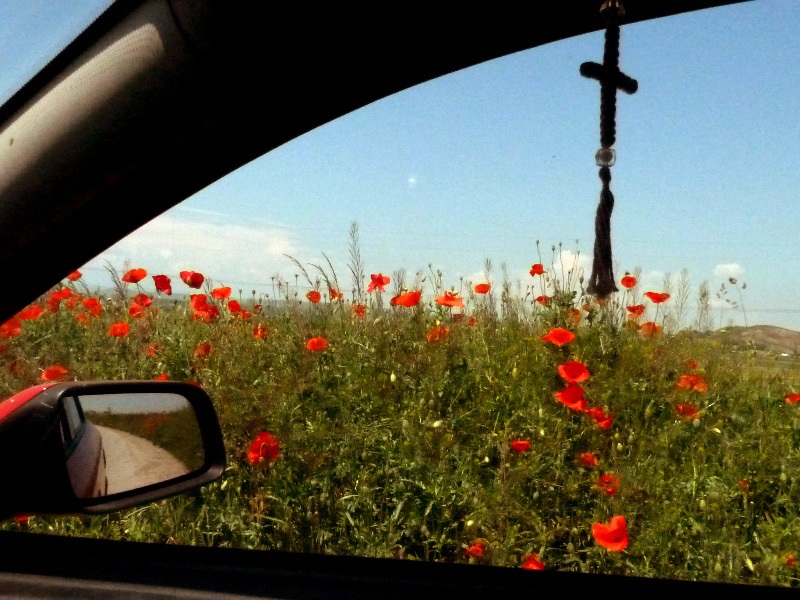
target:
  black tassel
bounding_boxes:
[586,166,617,297]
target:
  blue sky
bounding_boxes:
[6,1,800,329]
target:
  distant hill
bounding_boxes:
[716,325,800,356]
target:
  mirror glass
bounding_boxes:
[63,392,205,498]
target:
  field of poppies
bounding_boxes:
[2,255,800,587]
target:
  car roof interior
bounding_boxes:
[0,0,746,323]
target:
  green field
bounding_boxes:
[2,258,800,588]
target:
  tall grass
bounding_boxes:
[1,253,799,588]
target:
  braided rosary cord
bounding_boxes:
[580,1,637,298]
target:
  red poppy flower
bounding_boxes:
[675,403,699,420]
[193,305,215,320]
[121,268,147,284]
[152,274,172,295]
[131,293,152,308]
[153,373,169,381]
[435,291,465,309]
[194,342,211,358]
[586,407,613,430]
[786,554,796,568]
[0,317,21,338]
[41,365,69,381]
[17,305,43,320]
[67,270,82,281]
[638,321,660,337]
[592,516,628,551]
[676,374,708,392]
[557,361,590,383]
[464,541,485,558]
[392,290,422,307]
[555,383,587,412]
[785,393,800,404]
[510,439,531,453]
[253,323,268,339]
[567,308,582,324]
[353,304,366,318]
[541,328,575,346]
[597,473,620,496]
[253,304,263,314]
[193,305,220,322]
[325,287,342,301]
[530,263,545,276]
[13,515,29,524]
[144,343,162,357]
[228,300,242,313]
[75,314,89,325]
[47,288,72,311]
[306,337,329,351]
[367,273,390,293]
[738,479,749,492]
[211,286,232,299]
[108,322,130,338]
[579,452,598,467]
[620,275,636,289]
[247,431,280,465]
[65,295,81,310]
[81,297,102,317]
[535,295,551,306]
[585,407,604,420]
[520,554,545,570]
[626,304,645,319]
[239,309,252,319]
[129,303,144,319]
[306,290,321,303]
[468,316,477,326]
[644,291,670,304]
[180,270,205,289]
[427,325,450,343]
[190,294,208,309]
[474,283,491,294]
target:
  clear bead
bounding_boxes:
[595,148,616,167]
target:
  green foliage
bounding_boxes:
[2,280,800,588]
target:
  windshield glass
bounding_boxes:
[4,0,800,587]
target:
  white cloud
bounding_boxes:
[714,263,743,281]
[81,215,300,289]
[466,270,489,285]
[407,175,417,188]
[640,270,665,291]
[555,249,590,280]
[173,206,232,219]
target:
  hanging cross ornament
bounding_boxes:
[580,0,638,298]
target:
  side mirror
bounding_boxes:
[0,381,225,517]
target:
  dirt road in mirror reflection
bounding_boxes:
[96,426,189,495]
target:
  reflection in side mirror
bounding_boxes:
[0,381,225,518]
[67,393,205,499]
